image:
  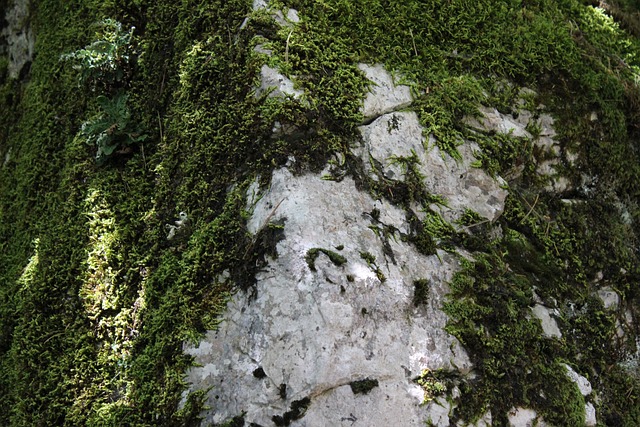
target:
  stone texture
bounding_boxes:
[356,111,508,223]
[585,402,597,426]
[252,0,300,27]
[184,168,472,426]
[507,407,538,427]
[359,63,413,122]
[464,105,569,192]
[597,286,620,310]
[531,304,562,338]
[1,0,35,79]
[564,364,592,396]
[255,64,304,100]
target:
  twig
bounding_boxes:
[409,28,418,57]
[521,194,539,223]
[458,218,492,231]
[285,30,293,63]
[243,198,286,258]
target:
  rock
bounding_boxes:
[425,397,451,426]
[464,106,531,138]
[184,168,472,425]
[464,105,569,192]
[585,402,597,426]
[255,64,304,99]
[356,111,508,223]
[563,364,592,396]
[596,286,620,310]
[252,0,300,27]
[359,63,413,122]
[531,304,562,338]
[1,0,35,79]
[507,407,538,427]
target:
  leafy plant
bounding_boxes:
[79,91,146,164]
[61,19,135,88]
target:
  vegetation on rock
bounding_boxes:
[0,0,639,425]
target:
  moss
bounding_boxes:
[2,0,640,425]
[271,397,311,426]
[305,247,347,271]
[413,279,430,307]
[349,378,379,395]
[359,251,386,282]
[413,369,455,405]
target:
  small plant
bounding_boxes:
[79,91,146,164]
[413,369,449,404]
[62,19,146,164]
[61,19,135,88]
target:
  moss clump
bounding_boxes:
[350,378,379,395]
[305,247,347,271]
[413,369,455,404]
[271,397,311,426]
[413,279,430,307]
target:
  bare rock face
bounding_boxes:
[359,63,413,123]
[1,0,35,79]
[184,169,472,426]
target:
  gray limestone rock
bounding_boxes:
[531,304,562,338]
[255,64,304,100]
[359,63,413,122]
[1,0,35,79]
[564,364,592,396]
[184,168,472,426]
[597,286,620,310]
[356,111,508,224]
[507,408,539,427]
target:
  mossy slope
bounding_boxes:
[0,0,639,425]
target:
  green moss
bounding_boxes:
[2,0,640,425]
[413,279,430,307]
[359,251,386,282]
[413,369,454,405]
[349,378,379,395]
[305,247,347,271]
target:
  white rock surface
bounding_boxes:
[255,64,304,99]
[531,304,562,338]
[464,106,531,139]
[356,111,508,223]
[252,0,300,27]
[426,397,452,426]
[597,286,620,310]
[359,63,413,122]
[585,402,597,426]
[464,105,569,192]
[564,364,592,396]
[184,168,473,426]
[508,407,538,427]
[1,0,35,79]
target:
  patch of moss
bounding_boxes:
[305,247,347,271]
[271,396,311,426]
[413,279,430,307]
[359,251,386,282]
[350,378,379,395]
